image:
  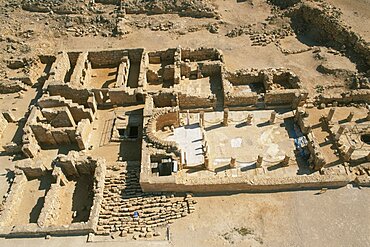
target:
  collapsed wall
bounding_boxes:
[95,0,218,18]
[291,2,370,71]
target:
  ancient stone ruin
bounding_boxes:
[0,0,369,243]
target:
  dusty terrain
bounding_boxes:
[0,0,369,246]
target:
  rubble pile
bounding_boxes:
[226,4,294,46]
[97,162,196,239]
[107,0,218,18]
[22,0,88,15]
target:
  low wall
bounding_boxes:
[178,93,216,109]
[318,89,370,104]
[181,47,223,62]
[265,89,308,107]
[224,91,258,107]
[88,48,144,67]
[140,173,352,193]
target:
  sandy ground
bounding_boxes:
[325,0,370,41]
[0,186,369,247]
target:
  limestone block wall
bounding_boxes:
[29,115,92,150]
[0,113,7,138]
[318,90,370,104]
[137,49,147,88]
[105,89,138,106]
[75,119,92,150]
[115,58,130,88]
[15,158,47,179]
[48,83,92,107]
[293,109,327,170]
[265,89,308,107]
[181,47,223,62]
[0,80,28,94]
[55,151,102,177]
[70,52,91,86]
[0,170,27,227]
[295,108,312,135]
[87,48,144,66]
[36,183,62,227]
[38,95,94,123]
[43,52,70,90]
[88,50,128,68]
[223,74,259,107]
[22,134,41,158]
[144,108,181,154]
[148,49,176,64]
[199,62,222,77]
[139,172,351,193]
[152,91,178,108]
[30,123,57,146]
[154,111,180,131]
[306,131,327,170]
[180,62,192,78]
[224,91,258,107]
[225,69,265,86]
[41,106,76,128]
[22,107,41,158]
[162,65,176,82]
[178,93,216,109]
[0,155,106,236]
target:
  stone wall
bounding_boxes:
[318,89,370,104]
[0,170,27,228]
[75,119,92,150]
[0,80,27,94]
[223,75,259,107]
[225,69,265,86]
[224,92,258,107]
[199,61,222,77]
[265,89,308,107]
[95,0,217,18]
[178,93,216,109]
[294,109,326,170]
[48,83,92,107]
[181,47,223,62]
[144,108,181,154]
[0,155,106,237]
[148,49,176,64]
[70,52,91,87]
[0,113,8,138]
[28,108,92,150]
[140,172,351,193]
[152,92,178,108]
[43,52,70,91]
[88,48,144,68]
[21,106,41,158]
[108,89,137,105]
[38,95,94,123]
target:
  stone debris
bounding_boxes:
[96,162,195,239]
